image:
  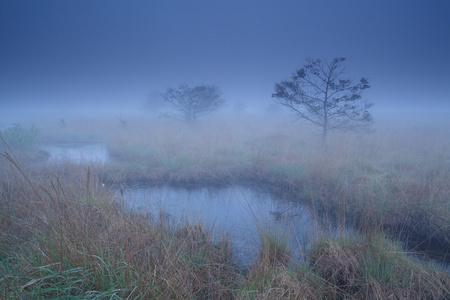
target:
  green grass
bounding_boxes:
[0,163,240,298]
[1,116,450,299]
[308,233,450,299]
[102,118,450,256]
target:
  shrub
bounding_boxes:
[1,123,40,149]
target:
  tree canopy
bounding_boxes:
[272,57,373,144]
[161,84,225,125]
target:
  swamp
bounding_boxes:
[2,2,450,298]
[1,116,449,299]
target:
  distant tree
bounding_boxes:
[272,57,373,145]
[117,113,127,128]
[233,101,247,115]
[161,84,225,125]
[59,118,66,128]
[0,123,40,149]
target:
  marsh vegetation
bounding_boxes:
[1,116,449,299]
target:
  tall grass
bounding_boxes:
[1,116,449,298]
[308,233,449,299]
[103,117,450,259]
[0,146,240,298]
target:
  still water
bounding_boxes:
[118,185,337,265]
[42,143,108,164]
[39,143,448,270]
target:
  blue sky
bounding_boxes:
[1,0,449,121]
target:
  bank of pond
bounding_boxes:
[40,142,449,269]
[1,141,449,298]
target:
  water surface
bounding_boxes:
[42,142,108,164]
[119,185,335,264]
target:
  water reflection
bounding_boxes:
[42,143,108,164]
[119,185,331,265]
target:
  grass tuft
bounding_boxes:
[1,116,449,299]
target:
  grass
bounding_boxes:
[0,156,240,298]
[103,117,450,257]
[1,115,449,299]
[308,233,450,299]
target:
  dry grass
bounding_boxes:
[308,234,450,299]
[103,117,450,258]
[0,150,240,299]
[1,115,449,299]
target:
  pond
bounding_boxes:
[118,184,348,265]
[38,143,449,270]
[41,142,108,164]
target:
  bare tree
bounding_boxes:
[272,57,373,144]
[233,101,247,115]
[161,84,225,125]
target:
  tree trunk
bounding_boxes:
[322,125,327,149]
[322,100,328,149]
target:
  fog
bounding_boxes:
[2,3,450,294]
[1,0,449,126]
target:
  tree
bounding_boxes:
[233,101,247,115]
[272,57,373,145]
[161,84,225,125]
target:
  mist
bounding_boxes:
[1,1,450,298]
[1,0,449,126]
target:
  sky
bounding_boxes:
[1,0,449,123]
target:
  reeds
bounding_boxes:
[1,116,449,299]
[102,117,450,257]
[0,143,240,298]
[308,234,450,299]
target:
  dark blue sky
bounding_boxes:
[1,0,449,121]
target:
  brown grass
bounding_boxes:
[1,116,449,299]
[102,117,450,258]
[0,150,240,298]
[309,234,450,299]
